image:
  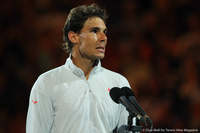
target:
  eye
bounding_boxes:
[91,29,98,33]
[103,29,107,35]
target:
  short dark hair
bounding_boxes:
[62,3,108,53]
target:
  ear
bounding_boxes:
[68,31,79,44]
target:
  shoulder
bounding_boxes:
[100,67,130,86]
[101,67,126,79]
[32,65,67,92]
[38,66,62,81]
[38,64,70,82]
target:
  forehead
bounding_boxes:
[82,17,107,30]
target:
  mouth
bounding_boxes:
[96,46,105,52]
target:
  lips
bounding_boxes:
[96,46,105,52]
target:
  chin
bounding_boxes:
[99,57,105,60]
[93,53,104,59]
[97,54,105,59]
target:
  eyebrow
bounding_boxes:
[90,27,107,33]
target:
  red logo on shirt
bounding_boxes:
[32,100,37,104]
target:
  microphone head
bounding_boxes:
[121,86,135,97]
[109,87,125,103]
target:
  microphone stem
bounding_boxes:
[128,113,134,129]
[136,117,141,126]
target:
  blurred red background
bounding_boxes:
[0,0,200,132]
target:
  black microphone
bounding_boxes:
[121,87,153,129]
[109,87,147,126]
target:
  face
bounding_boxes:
[77,17,107,61]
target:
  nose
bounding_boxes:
[99,32,107,42]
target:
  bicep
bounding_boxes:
[26,82,54,133]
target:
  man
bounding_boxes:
[26,4,132,133]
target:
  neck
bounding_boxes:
[71,54,96,80]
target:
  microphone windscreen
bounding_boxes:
[109,87,125,103]
[121,87,135,97]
